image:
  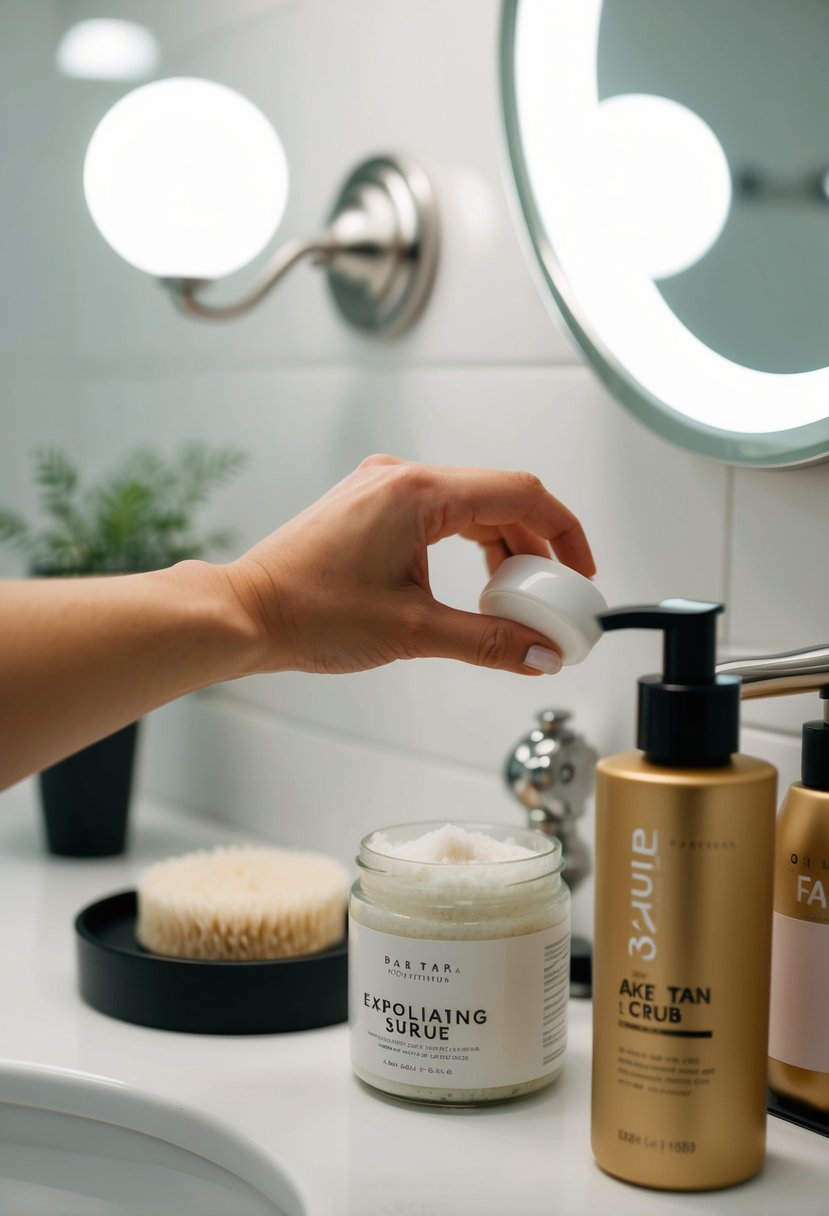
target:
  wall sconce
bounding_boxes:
[84,77,439,335]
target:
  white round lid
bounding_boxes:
[478,555,607,666]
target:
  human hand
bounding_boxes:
[226,454,595,677]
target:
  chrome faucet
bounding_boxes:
[504,645,829,881]
[503,646,829,1001]
[716,643,829,698]
[500,651,826,880]
[504,709,597,895]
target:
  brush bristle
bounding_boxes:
[136,845,349,960]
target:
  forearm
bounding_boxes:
[0,561,261,790]
[0,459,595,792]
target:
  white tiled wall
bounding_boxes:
[0,2,81,576]
[2,0,825,937]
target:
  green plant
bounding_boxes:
[0,443,247,574]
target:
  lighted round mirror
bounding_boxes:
[502,0,829,467]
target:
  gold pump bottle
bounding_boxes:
[591,601,777,1191]
[768,688,829,1116]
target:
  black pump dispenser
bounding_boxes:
[802,688,829,792]
[599,599,740,767]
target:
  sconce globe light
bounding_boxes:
[586,94,731,281]
[83,77,438,335]
[84,77,289,279]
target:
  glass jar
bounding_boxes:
[348,821,570,1106]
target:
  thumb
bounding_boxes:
[418,603,563,675]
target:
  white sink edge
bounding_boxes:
[0,1058,307,1216]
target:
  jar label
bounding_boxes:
[769,911,829,1073]
[348,917,570,1094]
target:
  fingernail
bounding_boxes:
[524,645,562,675]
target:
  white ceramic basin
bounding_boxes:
[0,1061,303,1216]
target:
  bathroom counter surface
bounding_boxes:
[0,784,824,1216]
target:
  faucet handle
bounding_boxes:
[504,708,598,821]
[504,707,598,896]
[536,708,572,731]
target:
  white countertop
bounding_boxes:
[0,783,826,1216]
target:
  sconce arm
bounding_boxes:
[716,644,829,699]
[163,233,335,321]
[159,155,438,335]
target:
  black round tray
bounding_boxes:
[75,890,348,1035]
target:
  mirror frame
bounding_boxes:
[500,0,829,468]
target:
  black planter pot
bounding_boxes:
[39,721,140,857]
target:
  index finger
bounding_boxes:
[424,466,596,578]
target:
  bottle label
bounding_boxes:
[348,917,569,1093]
[769,911,829,1073]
